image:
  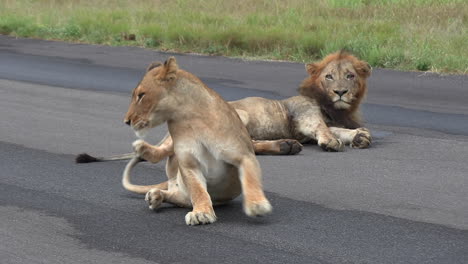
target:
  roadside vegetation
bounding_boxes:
[1,0,466,73]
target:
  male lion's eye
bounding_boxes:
[137,92,145,101]
[346,73,355,80]
[325,74,333,80]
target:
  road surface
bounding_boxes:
[1,36,467,263]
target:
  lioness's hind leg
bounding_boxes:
[145,188,191,210]
[253,139,303,155]
[238,155,272,217]
[177,155,217,225]
[145,154,192,210]
[145,188,164,210]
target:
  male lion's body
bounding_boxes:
[232,95,341,144]
[123,57,272,225]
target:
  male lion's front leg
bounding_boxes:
[132,137,174,163]
[298,119,344,152]
[329,127,372,148]
[316,124,344,152]
[178,154,216,225]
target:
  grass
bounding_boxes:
[0,0,466,73]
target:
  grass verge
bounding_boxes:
[0,0,466,73]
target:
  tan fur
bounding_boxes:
[123,57,272,225]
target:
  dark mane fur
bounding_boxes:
[298,51,370,129]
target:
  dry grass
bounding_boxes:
[1,0,466,73]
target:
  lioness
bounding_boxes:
[123,57,272,225]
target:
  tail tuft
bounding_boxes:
[75,153,100,163]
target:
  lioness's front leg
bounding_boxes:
[237,155,272,217]
[329,127,372,148]
[132,137,174,163]
[178,154,216,225]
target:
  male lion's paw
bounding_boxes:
[278,139,303,155]
[351,128,372,149]
[185,211,217,226]
[145,188,164,210]
[319,138,344,152]
[244,199,272,217]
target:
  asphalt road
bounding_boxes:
[1,36,467,263]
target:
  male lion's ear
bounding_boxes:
[146,61,162,72]
[305,63,319,76]
[355,61,372,78]
[162,57,179,81]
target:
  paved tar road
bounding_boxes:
[1,36,467,263]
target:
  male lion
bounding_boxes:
[235,51,372,151]
[123,57,272,225]
[77,52,372,194]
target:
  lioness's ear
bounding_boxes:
[162,57,179,81]
[147,61,162,72]
[305,63,319,76]
[355,61,371,78]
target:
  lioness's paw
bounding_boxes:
[351,128,372,149]
[185,211,217,226]
[320,138,344,152]
[145,188,163,210]
[132,139,148,157]
[278,139,303,155]
[244,199,272,217]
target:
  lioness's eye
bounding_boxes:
[325,74,333,80]
[346,74,355,80]
[137,92,145,101]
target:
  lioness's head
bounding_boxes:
[124,57,179,138]
[299,52,371,112]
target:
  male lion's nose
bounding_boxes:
[124,119,131,126]
[333,90,348,97]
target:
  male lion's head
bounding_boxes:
[298,51,371,127]
[124,57,179,138]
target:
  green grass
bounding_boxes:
[0,0,466,73]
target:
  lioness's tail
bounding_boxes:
[122,156,168,194]
[75,152,135,163]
